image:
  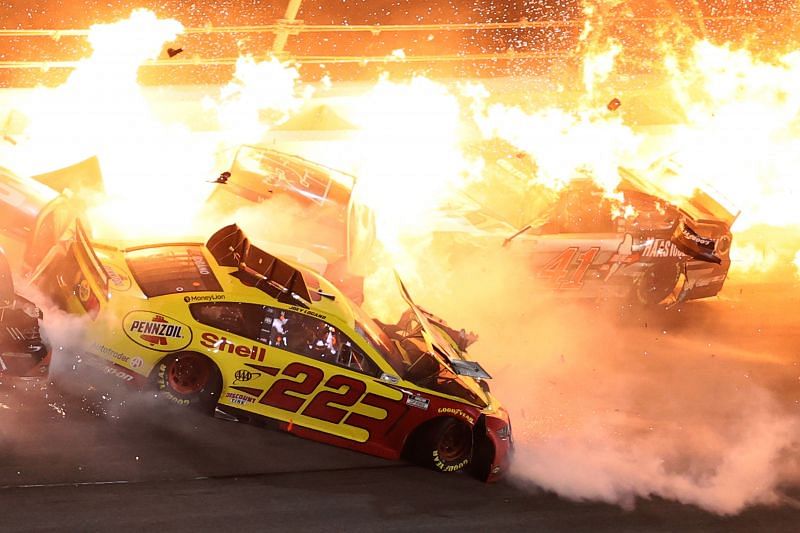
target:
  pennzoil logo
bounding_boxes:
[123,311,192,352]
[103,263,132,291]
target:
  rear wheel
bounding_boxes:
[634,261,682,306]
[154,352,220,413]
[415,418,473,473]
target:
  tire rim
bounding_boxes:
[438,423,471,463]
[167,354,211,395]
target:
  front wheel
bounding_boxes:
[154,352,220,413]
[416,418,473,473]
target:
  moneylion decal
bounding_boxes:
[123,311,192,352]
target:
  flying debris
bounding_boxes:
[166,47,184,58]
[607,98,621,111]
[211,171,230,184]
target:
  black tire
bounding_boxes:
[153,352,221,414]
[634,261,682,306]
[416,418,473,473]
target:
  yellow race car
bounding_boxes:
[30,223,513,481]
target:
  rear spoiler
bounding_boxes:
[206,224,313,307]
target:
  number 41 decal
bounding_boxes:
[540,247,600,289]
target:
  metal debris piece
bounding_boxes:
[211,171,230,185]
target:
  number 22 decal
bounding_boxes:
[540,247,601,288]
[259,362,403,438]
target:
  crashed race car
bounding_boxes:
[209,145,735,307]
[207,146,376,302]
[0,248,50,379]
[28,222,512,481]
[0,160,97,274]
[438,161,736,307]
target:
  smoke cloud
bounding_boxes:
[397,237,800,515]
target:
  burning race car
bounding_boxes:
[207,145,376,302]
[440,161,736,307]
[209,145,735,307]
[0,248,50,379]
[0,160,98,274]
[27,222,512,480]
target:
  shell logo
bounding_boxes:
[123,311,192,353]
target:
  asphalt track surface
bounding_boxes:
[1,281,799,532]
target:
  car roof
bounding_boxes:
[117,239,358,330]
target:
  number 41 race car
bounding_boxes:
[29,222,512,481]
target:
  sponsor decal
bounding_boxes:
[90,342,130,364]
[641,239,688,259]
[225,392,255,405]
[123,311,192,353]
[77,278,91,302]
[437,407,476,425]
[105,366,134,382]
[200,332,266,362]
[289,305,326,320]
[103,264,131,291]
[190,250,212,276]
[681,226,714,246]
[233,369,262,384]
[82,354,136,383]
[183,294,226,303]
[405,394,430,410]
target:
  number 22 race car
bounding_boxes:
[29,222,512,481]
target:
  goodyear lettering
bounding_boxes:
[158,363,190,406]
[200,332,266,362]
[437,407,475,425]
[432,450,470,473]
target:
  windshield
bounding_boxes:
[349,301,407,376]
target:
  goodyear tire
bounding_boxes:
[417,418,473,474]
[154,352,221,414]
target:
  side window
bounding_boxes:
[190,302,270,343]
[190,303,380,377]
[271,308,380,376]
